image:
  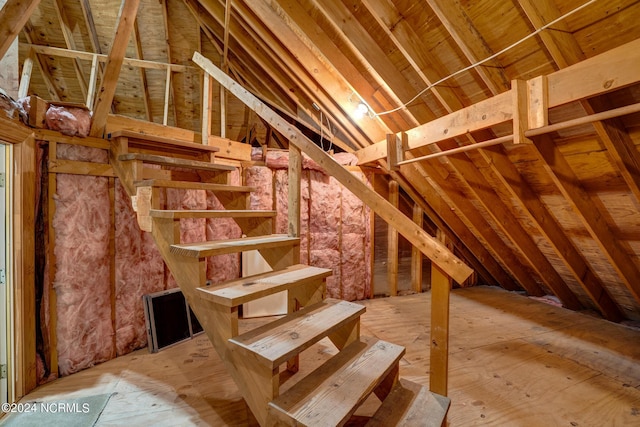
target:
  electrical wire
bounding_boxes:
[374,0,599,117]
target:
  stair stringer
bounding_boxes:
[151,216,279,426]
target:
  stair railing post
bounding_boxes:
[430,263,451,397]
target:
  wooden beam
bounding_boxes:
[132,21,152,122]
[430,264,450,396]
[387,180,399,296]
[195,52,473,284]
[89,0,141,137]
[22,43,191,72]
[475,144,622,319]
[532,134,640,304]
[0,0,40,59]
[411,203,423,293]
[356,91,513,164]
[17,49,34,98]
[288,144,302,240]
[13,135,37,398]
[425,0,509,95]
[407,151,543,295]
[238,0,385,146]
[355,37,640,165]
[52,0,88,102]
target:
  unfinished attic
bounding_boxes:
[1,0,640,425]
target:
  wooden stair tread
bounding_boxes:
[365,379,450,427]
[135,179,254,193]
[267,337,405,427]
[110,130,220,154]
[118,153,235,172]
[229,298,365,368]
[197,263,331,306]
[171,234,300,258]
[149,209,276,219]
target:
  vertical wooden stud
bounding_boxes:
[512,79,530,144]
[163,66,171,126]
[86,54,98,110]
[386,133,404,171]
[369,173,376,299]
[13,135,37,397]
[387,179,399,296]
[47,141,58,378]
[411,203,423,293]
[202,74,213,145]
[108,177,116,358]
[18,50,34,99]
[527,75,549,130]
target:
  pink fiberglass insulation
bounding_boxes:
[165,187,207,288]
[246,166,273,210]
[114,180,165,356]
[45,105,91,137]
[274,169,311,264]
[309,171,342,298]
[56,143,108,163]
[54,173,113,376]
[206,187,242,285]
[340,170,371,299]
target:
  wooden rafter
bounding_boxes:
[0,0,40,59]
[272,1,540,294]
[132,20,153,122]
[52,0,88,102]
[90,0,141,137]
[355,1,629,316]
[388,168,514,288]
[517,0,640,211]
[281,0,416,131]
[21,23,61,101]
[519,0,640,314]
[317,0,575,301]
[425,0,509,95]
[197,0,360,152]
[533,134,640,304]
[240,0,385,146]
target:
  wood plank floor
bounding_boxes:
[17,286,640,426]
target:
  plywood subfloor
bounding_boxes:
[16,286,640,426]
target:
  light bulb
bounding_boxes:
[354,102,368,120]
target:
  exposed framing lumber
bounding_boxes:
[13,134,37,398]
[89,0,141,137]
[237,0,382,148]
[387,180,399,296]
[52,0,88,102]
[518,0,640,211]
[532,134,640,304]
[20,25,61,102]
[0,0,41,59]
[47,141,58,377]
[195,52,473,284]
[390,167,511,289]
[355,37,640,165]
[430,264,450,396]
[132,21,153,122]
[406,151,542,294]
[411,203,423,293]
[23,44,192,72]
[296,0,418,131]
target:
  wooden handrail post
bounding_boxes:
[430,263,451,396]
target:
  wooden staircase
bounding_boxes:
[109,130,450,426]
